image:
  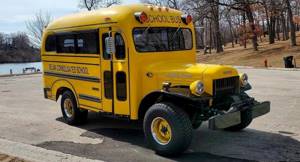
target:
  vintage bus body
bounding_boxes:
[41,4,270,155]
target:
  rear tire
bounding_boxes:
[224,109,252,131]
[143,102,193,156]
[61,90,88,125]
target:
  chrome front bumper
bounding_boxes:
[208,101,270,130]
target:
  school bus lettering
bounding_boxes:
[49,64,89,74]
[147,15,181,23]
[41,4,270,156]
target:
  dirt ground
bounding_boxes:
[198,33,300,68]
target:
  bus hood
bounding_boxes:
[144,61,239,92]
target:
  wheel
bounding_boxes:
[143,102,193,156]
[61,90,88,125]
[224,109,252,131]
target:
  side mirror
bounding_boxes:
[105,37,115,56]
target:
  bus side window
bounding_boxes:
[104,71,113,99]
[57,34,75,53]
[102,33,110,60]
[116,71,127,101]
[115,33,125,60]
[76,31,99,54]
[45,35,56,52]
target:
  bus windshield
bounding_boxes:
[133,27,192,52]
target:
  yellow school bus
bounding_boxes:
[41,4,270,155]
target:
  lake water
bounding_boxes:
[0,62,42,75]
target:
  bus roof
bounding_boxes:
[46,4,183,31]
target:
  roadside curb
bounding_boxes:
[0,138,103,162]
[234,66,300,71]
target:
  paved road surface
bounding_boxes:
[0,68,299,162]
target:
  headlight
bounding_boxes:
[240,73,249,87]
[190,80,205,96]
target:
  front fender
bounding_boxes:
[138,90,211,120]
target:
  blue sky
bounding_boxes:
[0,0,140,34]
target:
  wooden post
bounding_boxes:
[10,69,13,75]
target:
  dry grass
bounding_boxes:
[0,153,29,162]
[197,33,300,68]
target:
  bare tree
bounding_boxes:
[11,32,31,50]
[285,0,297,46]
[26,11,52,48]
[217,0,261,51]
[183,0,224,52]
[79,0,121,11]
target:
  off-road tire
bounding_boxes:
[61,91,88,125]
[224,109,252,131]
[143,102,193,156]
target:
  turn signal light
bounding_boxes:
[181,14,192,24]
[134,12,148,24]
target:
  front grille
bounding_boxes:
[213,76,240,97]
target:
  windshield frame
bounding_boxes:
[132,27,193,53]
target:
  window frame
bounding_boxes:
[132,27,193,53]
[47,29,100,55]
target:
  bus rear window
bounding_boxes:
[45,35,56,52]
[133,27,192,52]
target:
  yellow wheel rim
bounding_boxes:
[151,117,172,145]
[63,98,73,118]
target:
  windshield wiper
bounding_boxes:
[169,27,182,46]
[142,26,151,37]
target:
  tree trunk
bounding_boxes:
[245,5,258,51]
[209,20,212,54]
[230,22,235,48]
[269,16,276,44]
[286,0,297,46]
[262,0,271,43]
[211,0,223,53]
[276,18,281,41]
[242,12,247,48]
[281,12,288,41]
[262,18,266,37]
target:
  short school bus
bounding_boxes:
[41,4,270,155]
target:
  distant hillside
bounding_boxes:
[0,32,41,63]
[0,48,40,63]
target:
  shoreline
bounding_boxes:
[0,61,41,64]
[0,72,42,77]
[1,65,299,78]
